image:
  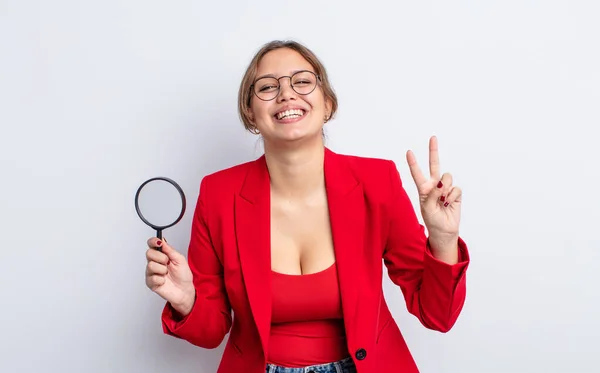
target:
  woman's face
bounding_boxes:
[248,48,331,145]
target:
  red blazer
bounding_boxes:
[161,148,470,373]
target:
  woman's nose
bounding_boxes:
[276,77,297,102]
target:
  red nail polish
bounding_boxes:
[437,181,443,188]
[444,202,449,207]
[440,196,445,202]
[157,240,162,246]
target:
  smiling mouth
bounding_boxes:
[275,109,306,120]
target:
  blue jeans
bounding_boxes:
[266,357,357,373]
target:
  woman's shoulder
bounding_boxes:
[328,149,403,203]
[338,152,395,170]
[332,149,398,181]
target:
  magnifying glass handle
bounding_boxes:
[156,229,163,251]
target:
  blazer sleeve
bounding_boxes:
[161,176,232,348]
[383,160,470,333]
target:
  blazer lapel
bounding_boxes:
[324,148,365,341]
[234,149,366,357]
[234,155,272,357]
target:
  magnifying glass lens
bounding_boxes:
[135,177,186,245]
[137,180,183,227]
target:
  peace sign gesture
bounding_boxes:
[406,136,462,252]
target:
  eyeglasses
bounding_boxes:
[250,70,320,101]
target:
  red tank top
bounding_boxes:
[267,263,350,367]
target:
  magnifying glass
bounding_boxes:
[134,176,186,250]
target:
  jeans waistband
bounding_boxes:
[266,357,356,373]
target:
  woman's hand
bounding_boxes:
[406,136,462,257]
[145,238,195,316]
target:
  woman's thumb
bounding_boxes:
[424,179,444,210]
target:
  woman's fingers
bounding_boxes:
[424,172,453,209]
[437,173,453,206]
[444,186,462,206]
[145,260,168,291]
[146,260,168,276]
[147,237,160,247]
[146,247,169,265]
[428,135,441,180]
[146,274,166,289]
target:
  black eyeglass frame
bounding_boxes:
[249,70,322,103]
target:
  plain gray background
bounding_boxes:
[1,0,599,372]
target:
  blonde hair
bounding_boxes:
[237,40,338,134]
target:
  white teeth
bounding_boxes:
[276,109,304,120]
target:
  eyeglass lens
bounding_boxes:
[253,71,317,101]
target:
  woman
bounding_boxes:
[145,40,470,373]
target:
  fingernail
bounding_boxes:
[437,181,443,188]
[156,240,162,246]
[440,195,445,202]
[444,202,449,207]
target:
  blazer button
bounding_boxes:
[355,348,367,360]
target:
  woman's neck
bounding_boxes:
[264,139,325,199]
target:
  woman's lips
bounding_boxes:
[274,108,306,123]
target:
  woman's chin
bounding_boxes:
[266,127,323,146]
